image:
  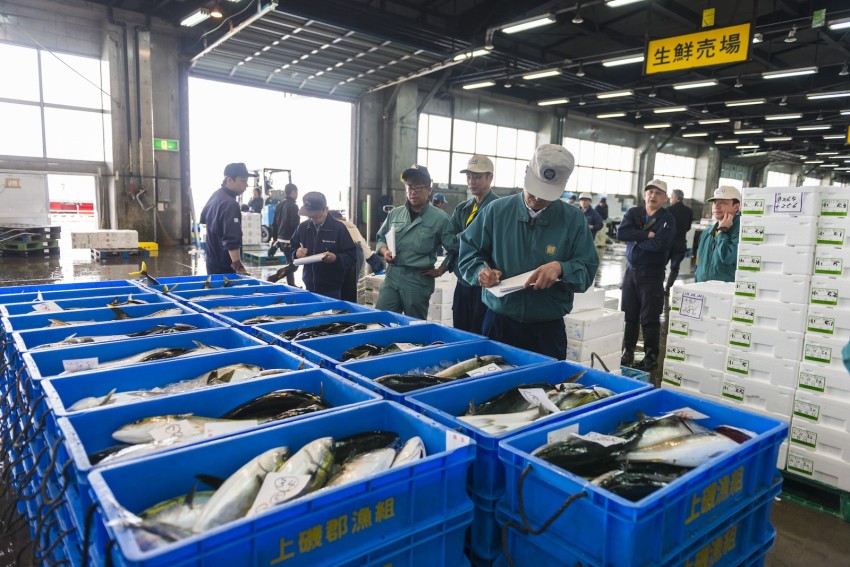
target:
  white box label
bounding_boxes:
[821,199,849,217]
[737,255,762,272]
[790,425,818,449]
[774,192,803,214]
[150,420,203,442]
[732,306,755,324]
[726,355,750,375]
[740,225,765,242]
[62,358,99,372]
[249,473,311,516]
[735,280,757,298]
[728,329,752,348]
[394,342,421,352]
[787,453,814,475]
[666,345,686,361]
[669,320,689,336]
[670,295,681,311]
[721,380,745,402]
[817,227,845,245]
[807,315,835,335]
[793,399,821,422]
[467,363,504,377]
[810,287,839,306]
[33,301,63,313]
[547,424,579,444]
[446,430,472,450]
[662,368,683,386]
[575,431,628,447]
[679,292,705,320]
[519,388,561,413]
[804,343,832,364]
[798,370,826,393]
[814,257,843,276]
[742,198,766,215]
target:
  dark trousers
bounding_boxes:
[482,309,566,360]
[452,284,488,334]
[341,266,358,302]
[621,265,665,328]
[666,242,687,289]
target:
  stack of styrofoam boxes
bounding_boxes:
[241,212,262,246]
[786,187,850,490]
[662,281,734,396]
[563,288,623,372]
[427,271,457,327]
[70,229,139,249]
[362,273,384,308]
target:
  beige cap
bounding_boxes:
[644,179,668,193]
[707,186,742,202]
[578,192,592,200]
[460,154,494,174]
[524,144,576,201]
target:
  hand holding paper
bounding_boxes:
[293,252,329,266]
[386,227,397,257]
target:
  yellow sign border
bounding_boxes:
[645,23,751,75]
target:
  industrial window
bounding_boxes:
[653,152,697,198]
[766,170,793,187]
[417,114,535,189]
[0,42,109,162]
[802,176,822,186]
[561,137,636,196]
[718,177,744,190]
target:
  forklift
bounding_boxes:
[243,168,293,243]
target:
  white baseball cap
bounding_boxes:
[460,154,494,174]
[707,186,742,202]
[578,192,593,201]
[644,179,668,193]
[524,144,575,201]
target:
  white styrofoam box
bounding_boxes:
[818,188,849,220]
[813,245,850,279]
[809,275,850,310]
[664,335,728,372]
[565,331,622,362]
[786,448,850,491]
[71,230,139,249]
[739,215,818,246]
[430,285,454,304]
[740,185,821,217]
[726,324,804,360]
[733,272,810,304]
[777,440,789,471]
[571,287,605,313]
[789,419,850,464]
[730,297,807,334]
[427,301,453,321]
[364,274,385,292]
[578,351,621,374]
[736,243,814,276]
[725,348,800,389]
[363,289,380,307]
[660,359,723,397]
[801,333,848,370]
[718,374,796,418]
[241,213,262,246]
[792,389,850,435]
[797,362,850,403]
[668,314,729,346]
[669,281,735,321]
[806,304,850,342]
[564,308,624,341]
[817,218,850,247]
[603,296,619,310]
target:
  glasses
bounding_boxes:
[405,185,429,194]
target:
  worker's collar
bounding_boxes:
[221,186,240,199]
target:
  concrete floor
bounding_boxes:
[1,236,849,566]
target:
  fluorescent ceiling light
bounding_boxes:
[682,132,709,137]
[804,160,824,164]
[762,66,818,80]
[181,8,211,27]
[764,136,793,142]
[673,79,719,90]
[765,113,803,121]
[837,167,850,171]
[734,128,764,134]
[725,98,766,107]
[653,106,687,114]
[453,49,489,61]
[737,145,760,149]
[807,91,850,100]
[538,98,570,106]
[606,0,645,7]
[522,69,561,80]
[841,110,850,116]
[502,14,556,34]
[817,151,839,155]
[597,112,627,118]
[462,80,496,90]
[643,123,672,129]
[828,17,850,31]
[824,135,846,139]
[821,164,839,167]
[698,118,730,125]
[602,54,645,67]
[797,125,831,131]
[832,155,850,159]
[715,139,740,145]
[596,89,634,99]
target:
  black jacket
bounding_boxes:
[200,186,242,272]
[271,197,300,242]
[667,201,694,251]
[289,215,356,292]
[617,206,677,269]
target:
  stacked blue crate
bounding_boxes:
[186,290,326,318]
[0,292,173,317]
[216,300,374,335]
[162,283,298,304]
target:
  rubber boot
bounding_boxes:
[621,321,639,367]
[664,270,678,295]
[634,325,661,371]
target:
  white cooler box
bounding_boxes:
[668,314,729,346]
[736,243,814,276]
[431,283,454,304]
[565,331,621,363]
[669,281,734,320]
[364,274,385,293]
[792,390,850,435]
[740,215,818,246]
[786,448,850,492]
[819,188,850,219]
[730,297,807,334]
[572,287,605,313]
[664,336,727,372]
[809,275,850,310]
[725,348,800,389]
[802,334,849,370]
[798,362,850,403]
[806,304,850,342]
[427,302,453,321]
[740,186,822,217]
[813,245,850,279]
[564,308,624,341]
[789,419,850,464]
[734,272,810,304]
[817,218,850,247]
[727,324,804,360]
[660,359,723,397]
[579,351,621,374]
[717,374,796,418]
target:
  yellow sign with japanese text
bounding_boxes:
[646,23,750,74]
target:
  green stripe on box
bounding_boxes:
[807,327,834,334]
[821,212,847,217]
[729,340,750,347]
[791,438,816,449]
[804,355,830,363]
[810,299,838,305]
[787,464,813,475]
[815,269,842,275]
[798,383,825,393]
[726,366,748,374]
[737,266,760,271]
[667,355,685,361]
[722,392,744,402]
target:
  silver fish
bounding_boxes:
[67,388,117,411]
[270,437,335,502]
[98,436,186,465]
[391,437,425,468]
[141,488,215,533]
[112,414,235,444]
[145,308,184,318]
[326,448,397,488]
[621,433,738,468]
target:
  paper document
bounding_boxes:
[484,270,536,298]
[294,252,329,266]
[386,227,397,257]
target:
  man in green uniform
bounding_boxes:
[695,186,741,283]
[458,144,599,359]
[375,164,457,320]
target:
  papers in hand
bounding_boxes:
[293,252,328,266]
[484,270,537,298]
[386,227,397,257]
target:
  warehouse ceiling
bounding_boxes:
[95,0,850,173]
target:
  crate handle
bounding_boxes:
[81,503,99,567]
[589,351,610,372]
[501,464,587,567]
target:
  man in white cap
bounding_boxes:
[445,154,500,333]
[458,144,599,359]
[617,179,677,371]
[695,186,742,283]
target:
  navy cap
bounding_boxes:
[401,164,432,184]
[223,163,256,178]
[299,192,328,215]
[432,193,445,203]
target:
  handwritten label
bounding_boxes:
[737,255,762,272]
[790,426,817,448]
[519,388,561,414]
[742,198,766,215]
[787,453,814,475]
[662,368,683,386]
[728,329,752,348]
[814,257,843,275]
[670,294,681,311]
[810,287,839,306]
[394,342,420,352]
[807,315,835,335]
[817,227,845,245]
[774,192,803,214]
[679,292,705,320]
[547,424,579,444]
[665,407,710,420]
[666,345,686,361]
[740,225,765,242]
[467,363,504,377]
[249,473,311,516]
[204,420,259,439]
[722,380,745,402]
[735,281,757,298]
[732,306,755,324]
[669,320,689,336]
[62,358,99,372]
[804,343,832,364]
[446,430,471,450]
[726,355,749,375]
[798,370,826,393]
[575,431,628,447]
[821,199,849,217]
[33,301,63,313]
[149,419,203,442]
[793,400,821,421]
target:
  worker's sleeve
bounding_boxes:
[375,214,391,253]
[336,224,356,273]
[616,208,649,242]
[558,220,599,293]
[438,215,459,272]
[457,210,492,286]
[288,223,304,262]
[636,215,676,254]
[220,203,243,251]
[709,221,740,269]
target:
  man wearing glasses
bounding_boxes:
[375,164,457,320]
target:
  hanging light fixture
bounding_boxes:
[635,110,642,119]
[840,62,849,77]
[578,96,586,106]
[752,32,764,44]
[649,87,657,98]
[701,105,709,113]
[210,2,224,18]
[572,5,584,24]
[779,96,788,106]
[784,25,797,43]
[576,63,585,77]
[734,75,743,88]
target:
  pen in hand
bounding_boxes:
[479,261,501,288]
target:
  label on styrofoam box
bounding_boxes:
[564,308,624,341]
[817,218,850,246]
[669,281,735,320]
[798,362,850,402]
[793,390,850,435]
[740,215,818,246]
[661,359,723,397]
[730,297,807,334]
[721,379,746,402]
[813,245,850,278]
[724,348,799,389]
[62,358,99,372]
[806,304,850,339]
[665,336,728,372]
[668,314,730,346]
[819,191,849,218]
[565,331,622,362]
[736,243,815,276]
[790,423,819,449]
[734,272,810,304]
[789,419,850,463]
[786,448,850,492]
[740,186,821,217]
[726,324,804,359]
[802,334,847,368]
[571,287,605,312]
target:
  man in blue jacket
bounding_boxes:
[695,186,741,283]
[618,179,677,371]
[289,192,356,299]
[458,144,599,359]
[199,162,255,275]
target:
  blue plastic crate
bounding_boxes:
[41,345,314,417]
[405,359,651,509]
[495,481,780,567]
[163,284,296,303]
[298,323,482,369]
[186,290,324,316]
[338,339,555,403]
[135,273,264,288]
[2,302,193,336]
[253,310,417,352]
[88,400,475,567]
[0,292,174,317]
[216,300,374,332]
[0,285,145,306]
[0,279,138,298]
[621,366,651,383]
[55,367,381,533]
[497,389,788,566]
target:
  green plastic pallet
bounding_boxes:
[781,471,850,522]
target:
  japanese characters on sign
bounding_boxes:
[646,23,751,75]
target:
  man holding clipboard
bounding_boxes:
[457,144,599,359]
